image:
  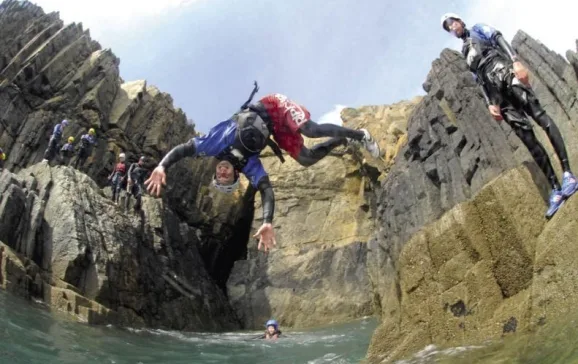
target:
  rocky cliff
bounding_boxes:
[365,32,578,362]
[0,0,249,330]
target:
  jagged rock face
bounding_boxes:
[0,0,249,323]
[366,33,578,361]
[0,165,239,331]
[341,99,420,170]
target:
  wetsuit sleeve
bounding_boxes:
[159,138,197,169]
[495,34,518,61]
[258,177,275,224]
[127,163,135,179]
[473,74,492,105]
[241,155,274,223]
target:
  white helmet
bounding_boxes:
[119,153,126,160]
[212,174,239,194]
[441,13,463,31]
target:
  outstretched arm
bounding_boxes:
[145,138,197,197]
[159,138,197,170]
[494,33,518,62]
[243,156,277,252]
[258,176,275,224]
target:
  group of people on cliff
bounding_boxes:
[142,13,578,254]
[39,119,149,212]
[41,119,98,170]
[107,153,150,212]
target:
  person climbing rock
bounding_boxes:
[0,147,6,171]
[59,136,75,165]
[108,152,127,204]
[261,319,282,340]
[42,119,69,162]
[73,128,97,170]
[145,82,380,252]
[441,13,578,218]
[126,156,149,212]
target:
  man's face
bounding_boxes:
[446,18,464,37]
[215,160,235,185]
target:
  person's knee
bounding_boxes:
[299,120,317,138]
[296,150,315,167]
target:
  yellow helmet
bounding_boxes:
[68,136,75,143]
[88,128,96,135]
[1,153,5,161]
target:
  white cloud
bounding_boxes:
[446,0,578,57]
[32,0,202,38]
[317,104,347,126]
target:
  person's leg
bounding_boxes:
[510,85,577,198]
[300,120,365,140]
[134,185,142,211]
[510,86,571,172]
[43,138,57,161]
[300,120,380,158]
[504,107,563,218]
[295,138,348,167]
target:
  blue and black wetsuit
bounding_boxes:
[74,134,97,169]
[159,118,275,224]
[43,123,64,161]
[462,23,572,189]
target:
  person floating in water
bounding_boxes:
[262,319,281,340]
[440,13,578,218]
[145,82,381,252]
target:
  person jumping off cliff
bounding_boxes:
[144,82,381,252]
[441,14,578,218]
[42,119,69,163]
[73,128,97,170]
[108,152,127,204]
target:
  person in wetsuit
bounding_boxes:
[0,148,6,171]
[261,319,282,340]
[59,136,75,165]
[441,13,578,218]
[42,119,69,162]
[145,83,381,252]
[108,152,127,204]
[126,156,149,211]
[73,128,98,170]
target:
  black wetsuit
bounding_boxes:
[43,124,64,162]
[159,133,276,224]
[126,162,148,210]
[463,23,572,189]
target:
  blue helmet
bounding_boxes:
[265,319,278,330]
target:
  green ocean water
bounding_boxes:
[0,290,377,364]
[3,287,578,364]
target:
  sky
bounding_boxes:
[31,0,578,133]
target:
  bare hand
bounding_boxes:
[144,166,166,197]
[513,61,529,85]
[253,223,276,252]
[488,105,503,121]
